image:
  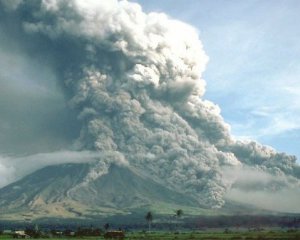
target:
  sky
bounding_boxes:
[133,0,300,162]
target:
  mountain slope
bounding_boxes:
[0,163,199,219]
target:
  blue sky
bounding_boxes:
[133,0,300,161]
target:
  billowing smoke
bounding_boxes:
[0,0,299,210]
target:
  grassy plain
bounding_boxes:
[1,230,300,240]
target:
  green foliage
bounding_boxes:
[145,211,153,232]
[104,223,110,231]
[0,235,13,239]
[175,209,183,218]
[145,211,153,222]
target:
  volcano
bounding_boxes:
[0,163,203,220]
[0,0,299,220]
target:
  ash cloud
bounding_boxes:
[0,16,81,155]
[0,0,299,210]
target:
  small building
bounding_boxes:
[13,231,30,239]
[104,230,125,239]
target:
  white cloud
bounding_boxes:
[0,150,105,188]
[223,165,300,213]
[226,188,300,213]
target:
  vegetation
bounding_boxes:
[104,223,110,231]
[175,209,183,218]
[145,211,153,232]
[1,229,300,239]
[175,209,183,232]
[0,213,299,239]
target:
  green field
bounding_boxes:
[126,230,300,239]
[1,230,300,240]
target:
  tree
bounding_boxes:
[145,211,153,232]
[175,209,183,218]
[104,223,110,232]
[175,209,183,232]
